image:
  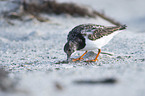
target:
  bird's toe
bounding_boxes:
[72,57,84,61]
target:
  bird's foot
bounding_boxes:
[85,59,98,62]
[72,57,84,61]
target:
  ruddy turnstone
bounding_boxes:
[64,24,127,62]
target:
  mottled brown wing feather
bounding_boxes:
[87,26,125,40]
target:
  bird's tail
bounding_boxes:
[107,24,127,32]
[119,25,127,30]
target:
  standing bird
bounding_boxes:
[64,24,127,62]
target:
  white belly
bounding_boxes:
[80,32,119,51]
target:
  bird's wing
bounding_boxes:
[88,28,112,40]
[81,25,125,40]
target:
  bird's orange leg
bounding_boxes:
[72,51,88,61]
[86,49,101,62]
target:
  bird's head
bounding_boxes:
[64,41,77,61]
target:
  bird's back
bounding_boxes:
[67,24,103,40]
[67,24,126,41]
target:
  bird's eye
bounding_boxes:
[68,49,71,51]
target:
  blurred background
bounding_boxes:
[59,0,145,32]
[0,0,145,96]
[0,0,145,32]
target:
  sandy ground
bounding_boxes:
[0,0,145,96]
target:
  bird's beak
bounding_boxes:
[67,54,71,61]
